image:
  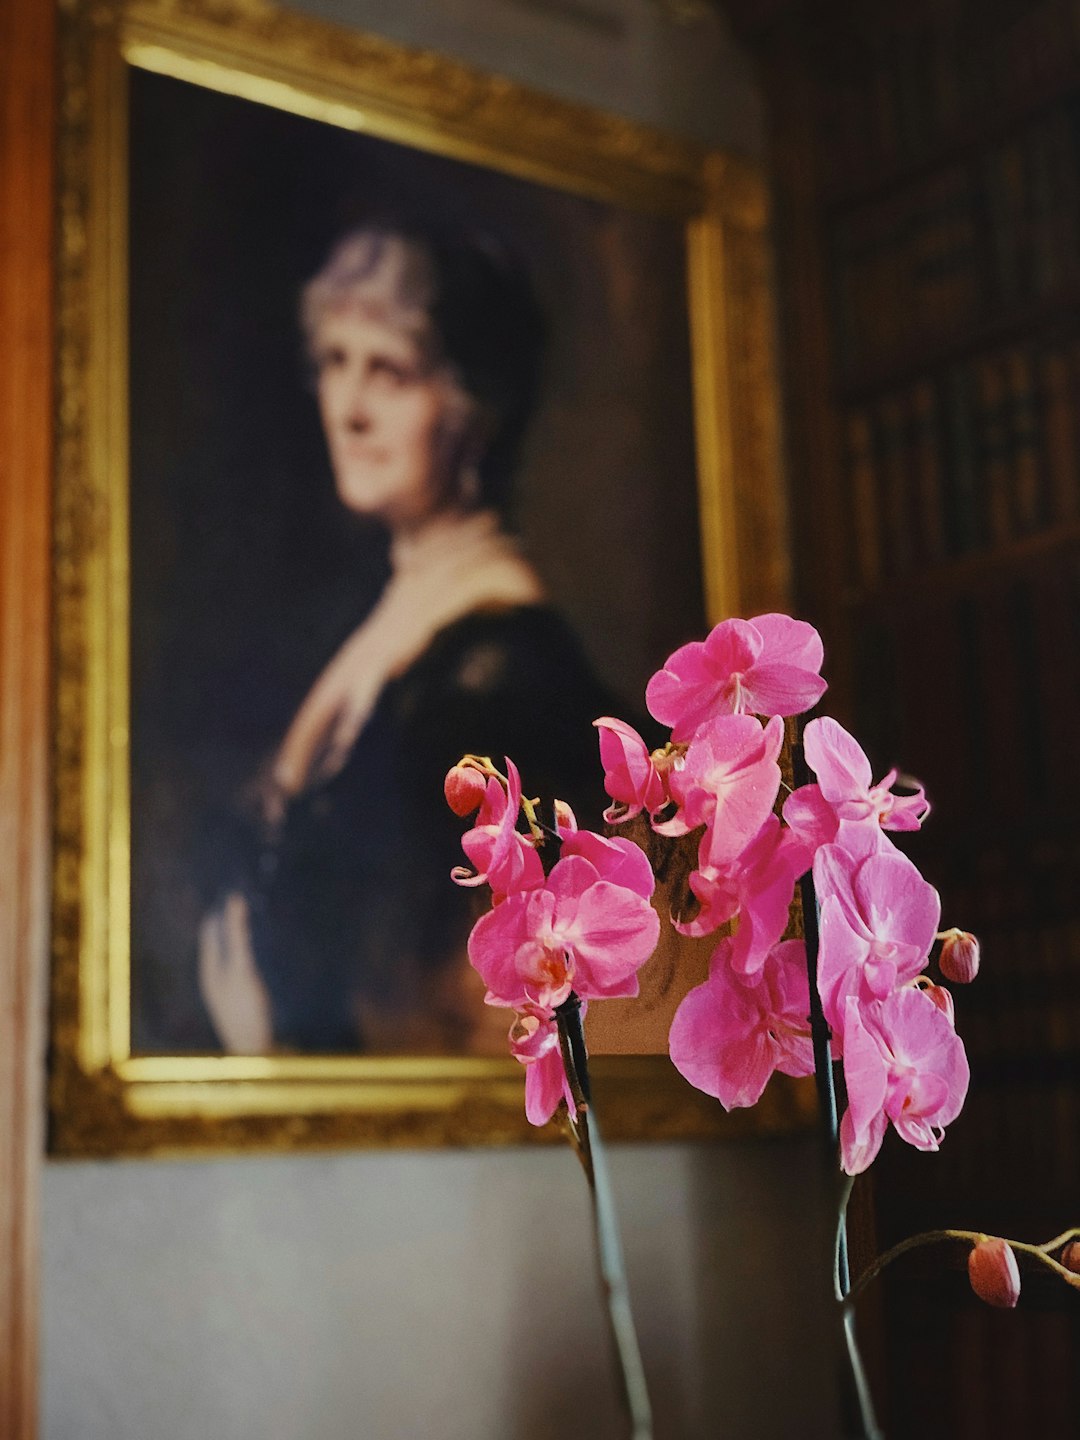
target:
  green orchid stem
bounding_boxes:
[556,996,653,1440]
[793,726,878,1440]
[842,1303,884,1440]
[458,753,546,841]
[848,1227,1080,1302]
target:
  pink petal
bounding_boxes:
[782,783,840,850]
[804,716,873,801]
[594,717,667,819]
[751,613,824,673]
[878,987,969,1129]
[839,996,889,1142]
[740,662,828,719]
[524,1048,571,1126]
[559,829,656,899]
[645,621,762,741]
[817,898,871,1032]
[840,1104,888,1175]
[566,882,660,998]
[854,853,940,963]
[668,965,775,1109]
[467,895,538,1007]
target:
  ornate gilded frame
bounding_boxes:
[51,0,805,1154]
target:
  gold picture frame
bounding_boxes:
[51,0,807,1155]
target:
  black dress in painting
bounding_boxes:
[204,605,618,1051]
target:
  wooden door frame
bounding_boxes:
[0,0,56,1432]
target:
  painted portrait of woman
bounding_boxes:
[195,226,617,1054]
[126,68,706,1059]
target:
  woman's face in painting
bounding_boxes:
[312,306,457,529]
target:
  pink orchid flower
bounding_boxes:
[646,613,827,742]
[674,815,811,970]
[814,841,941,1034]
[782,782,840,851]
[508,1008,575,1127]
[803,717,930,832]
[554,803,657,899]
[593,717,673,823]
[669,937,815,1109]
[663,713,784,868]
[839,988,969,1175]
[468,852,660,1010]
[452,757,544,899]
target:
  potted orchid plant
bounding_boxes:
[445,613,1079,1438]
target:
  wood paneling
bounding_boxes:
[0,0,56,1432]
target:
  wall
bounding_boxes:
[40,6,829,1438]
[285,0,764,154]
[43,1140,840,1439]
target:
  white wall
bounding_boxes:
[39,7,824,1438]
[43,1139,841,1439]
[284,0,764,153]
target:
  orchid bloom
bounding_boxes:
[468,851,660,1010]
[508,1008,575,1127]
[452,758,544,899]
[645,613,827,743]
[593,717,674,823]
[675,815,811,979]
[803,717,930,832]
[669,937,815,1110]
[839,987,969,1175]
[814,840,941,1035]
[663,713,784,860]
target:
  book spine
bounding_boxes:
[1037,344,1078,526]
[845,409,881,591]
[910,379,947,567]
[875,395,913,577]
[1002,346,1046,536]
[942,363,982,555]
[974,352,1013,548]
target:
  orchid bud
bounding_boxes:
[968,1237,1020,1308]
[938,928,980,984]
[1060,1241,1080,1275]
[444,763,487,817]
[922,982,955,1026]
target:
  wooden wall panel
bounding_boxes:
[0,0,56,1433]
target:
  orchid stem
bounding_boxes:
[793,726,878,1439]
[556,996,653,1440]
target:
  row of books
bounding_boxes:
[820,0,1080,193]
[830,102,1080,379]
[842,340,1080,589]
[850,557,1080,828]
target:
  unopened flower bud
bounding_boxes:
[1060,1241,1080,1275]
[938,928,980,984]
[444,763,487,817]
[968,1237,1020,1308]
[922,982,955,1025]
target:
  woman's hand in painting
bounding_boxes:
[198,891,273,1053]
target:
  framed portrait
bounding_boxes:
[51,0,808,1153]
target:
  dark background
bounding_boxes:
[127,67,705,1049]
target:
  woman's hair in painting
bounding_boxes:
[300,224,547,512]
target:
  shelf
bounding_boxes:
[833,288,1080,405]
[841,522,1080,610]
[823,54,1080,215]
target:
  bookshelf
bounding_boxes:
[725,0,1080,1434]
